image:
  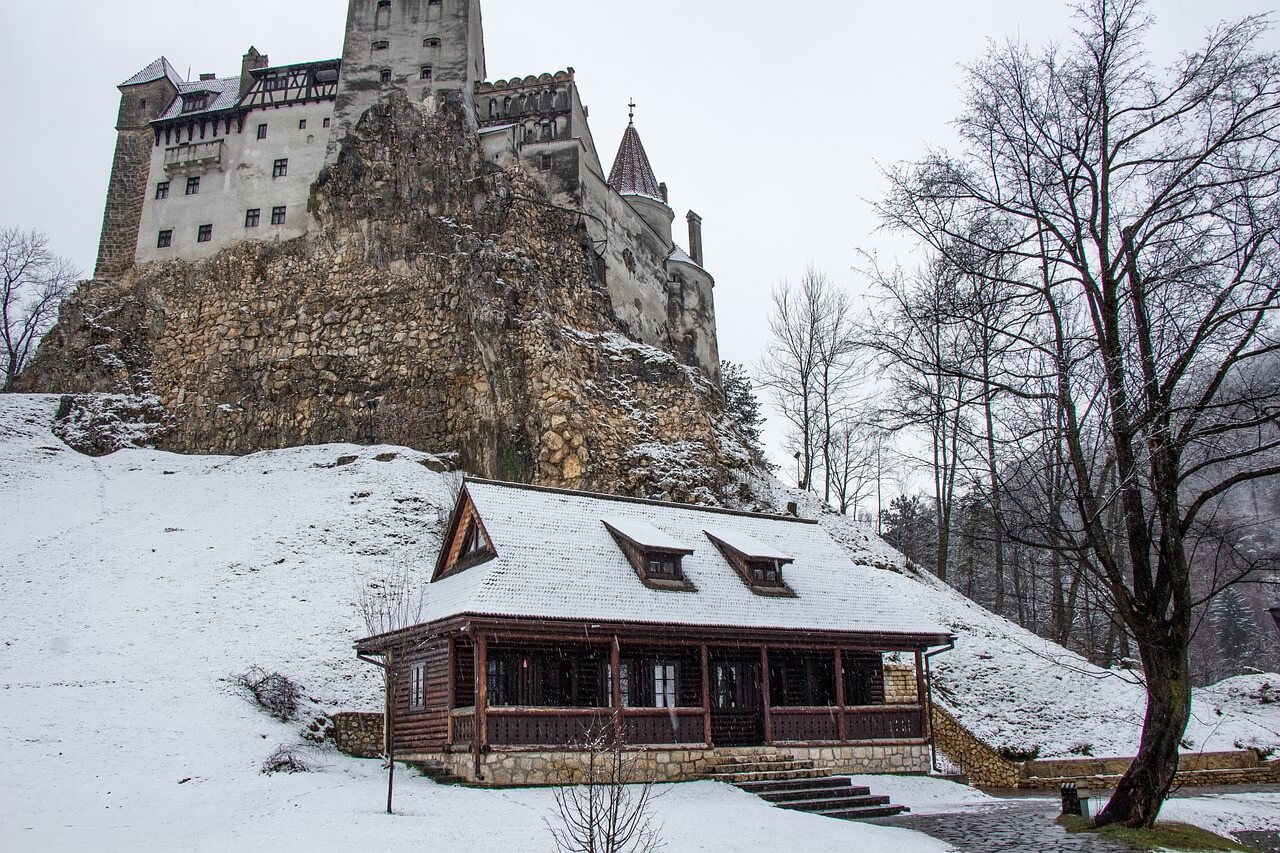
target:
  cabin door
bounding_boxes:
[709,656,763,746]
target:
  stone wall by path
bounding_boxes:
[930,705,1022,788]
[332,712,384,759]
[24,91,761,506]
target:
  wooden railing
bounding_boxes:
[771,705,925,743]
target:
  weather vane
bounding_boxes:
[628,98,636,125]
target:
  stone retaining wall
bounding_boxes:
[333,712,384,759]
[400,742,931,786]
[930,705,1022,788]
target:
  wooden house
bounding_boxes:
[355,479,954,785]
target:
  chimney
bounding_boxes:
[240,46,269,98]
[199,73,217,81]
[786,501,799,518]
[659,182,669,205]
[687,211,704,266]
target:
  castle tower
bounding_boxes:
[607,107,674,246]
[94,58,183,280]
[329,0,487,159]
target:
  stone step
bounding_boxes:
[706,767,834,783]
[408,762,468,786]
[709,759,815,774]
[735,776,867,795]
[774,793,892,813]
[718,753,798,765]
[759,783,874,803]
[812,803,910,820]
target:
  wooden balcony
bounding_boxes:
[449,706,707,748]
[772,705,925,743]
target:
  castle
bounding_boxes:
[95,0,719,379]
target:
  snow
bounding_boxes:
[0,394,950,852]
[602,516,695,552]
[1163,792,1280,841]
[4,391,1280,851]
[703,526,794,561]
[846,774,1008,816]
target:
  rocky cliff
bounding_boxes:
[21,92,762,506]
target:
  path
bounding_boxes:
[871,801,1144,852]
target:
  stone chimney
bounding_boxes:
[199,73,217,81]
[659,182,669,205]
[687,211,704,266]
[240,46,269,98]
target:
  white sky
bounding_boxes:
[1,0,1274,473]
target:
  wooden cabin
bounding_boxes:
[355,479,954,785]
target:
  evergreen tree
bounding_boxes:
[720,361,766,458]
[1210,587,1257,666]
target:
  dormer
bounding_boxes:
[603,517,696,592]
[704,528,797,597]
[181,92,211,113]
[432,486,497,581]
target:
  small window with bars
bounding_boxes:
[408,663,426,711]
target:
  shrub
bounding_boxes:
[261,744,313,775]
[234,666,302,722]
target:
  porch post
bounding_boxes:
[914,648,928,737]
[474,632,488,781]
[759,646,772,745]
[700,643,712,748]
[833,648,847,743]
[446,635,456,746]
[611,635,623,746]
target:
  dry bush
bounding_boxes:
[261,744,314,775]
[234,666,302,722]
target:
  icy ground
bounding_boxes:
[1,393,1278,850]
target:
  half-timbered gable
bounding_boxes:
[357,478,954,786]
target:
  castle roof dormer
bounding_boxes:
[608,119,664,203]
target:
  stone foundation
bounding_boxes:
[332,712,384,759]
[400,742,931,786]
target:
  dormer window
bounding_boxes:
[603,518,696,591]
[704,529,796,597]
[181,94,209,113]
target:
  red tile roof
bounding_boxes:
[607,123,664,202]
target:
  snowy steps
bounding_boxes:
[710,754,908,820]
[408,761,469,786]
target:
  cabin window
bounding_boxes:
[197,224,212,243]
[843,654,885,706]
[380,68,393,83]
[769,652,835,707]
[256,123,268,140]
[185,176,200,195]
[155,181,169,200]
[272,158,288,178]
[460,521,483,556]
[487,649,608,708]
[654,662,678,708]
[749,559,781,585]
[271,206,287,225]
[420,65,433,81]
[408,662,426,711]
[646,555,679,578]
[614,655,697,708]
[157,230,173,248]
[245,208,260,228]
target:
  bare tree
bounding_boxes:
[546,711,664,853]
[2,227,78,391]
[356,561,426,815]
[880,0,1280,827]
[758,270,825,490]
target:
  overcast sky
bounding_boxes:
[1,0,1275,472]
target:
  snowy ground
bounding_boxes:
[2,392,1279,850]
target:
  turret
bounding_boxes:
[607,107,674,245]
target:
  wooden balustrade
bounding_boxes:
[770,705,924,743]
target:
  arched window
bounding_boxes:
[488,99,497,118]
[375,0,391,28]
[379,68,392,83]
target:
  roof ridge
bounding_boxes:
[464,477,817,524]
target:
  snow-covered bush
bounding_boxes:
[234,666,302,722]
[261,744,314,775]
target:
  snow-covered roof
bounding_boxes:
[607,123,665,202]
[668,244,702,269]
[120,56,184,89]
[602,516,694,553]
[155,75,243,122]
[705,527,793,562]
[415,480,951,639]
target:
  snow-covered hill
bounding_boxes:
[3,393,1279,851]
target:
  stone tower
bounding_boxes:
[330,0,487,159]
[94,58,182,280]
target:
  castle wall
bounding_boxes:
[96,77,179,279]
[330,0,485,158]
[135,101,336,264]
[667,258,719,380]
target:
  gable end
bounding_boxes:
[432,486,497,581]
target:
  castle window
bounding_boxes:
[271,206,287,226]
[155,182,169,200]
[424,37,442,48]
[488,99,497,118]
[380,68,393,83]
[197,224,213,243]
[157,230,173,248]
[539,154,553,171]
[409,662,426,711]
[185,177,200,195]
[264,75,289,92]
[323,117,331,128]
[428,0,441,5]
[245,208,261,228]
[272,158,288,178]
[372,40,390,51]
[420,65,433,81]
[257,123,268,140]
[298,119,307,130]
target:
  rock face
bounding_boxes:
[23,92,759,505]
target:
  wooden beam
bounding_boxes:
[446,635,456,746]
[834,648,847,743]
[700,644,712,748]
[915,649,928,737]
[759,646,772,745]
[611,635,623,746]
[473,632,488,781]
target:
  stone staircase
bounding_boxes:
[707,753,909,820]
[407,760,469,785]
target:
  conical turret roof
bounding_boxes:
[608,122,665,203]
